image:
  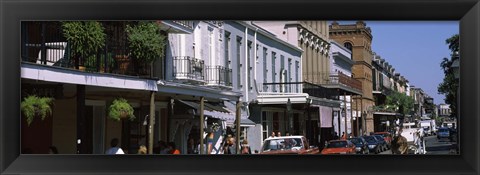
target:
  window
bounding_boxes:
[280,55,285,92]
[225,31,231,69]
[288,58,292,92]
[344,42,353,51]
[248,41,252,90]
[272,52,276,92]
[263,48,268,92]
[237,36,242,89]
[295,61,299,92]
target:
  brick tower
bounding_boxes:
[329,21,376,134]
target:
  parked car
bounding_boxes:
[437,127,451,140]
[373,132,392,149]
[373,135,388,151]
[362,136,382,154]
[321,140,356,155]
[259,136,320,154]
[348,137,369,154]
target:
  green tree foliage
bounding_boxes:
[61,21,106,59]
[21,95,54,126]
[438,34,459,118]
[385,91,414,115]
[126,21,166,63]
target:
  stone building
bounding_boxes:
[329,21,376,134]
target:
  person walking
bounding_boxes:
[168,142,181,154]
[105,138,124,154]
[138,145,147,154]
[240,140,252,154]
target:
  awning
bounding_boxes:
[177,100,235,121]
[240,118,256,127]
[312,105,333,128]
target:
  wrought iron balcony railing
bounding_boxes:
[303,72,362,92]
[259,82,303,94]
[205,65,232,87]
[21,21,155,77]
[173,56,205,81]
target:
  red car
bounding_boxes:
[373,132,392,148]
[321,140,356,155]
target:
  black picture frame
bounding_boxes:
[1,0,479,174]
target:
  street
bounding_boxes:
[425,135,458,154]
[378,135,457,155]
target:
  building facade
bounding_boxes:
[329,21,375,134]
[21,21,243,154]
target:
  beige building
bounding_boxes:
[329,21,376,133]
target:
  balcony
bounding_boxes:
[302,82,339,100]
[205,66,232,87]
[259,82,303,94]
[158,20,195,34]
[172,56,205,82]
[21,21,156,78]
[304,72,363,95]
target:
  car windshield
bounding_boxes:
[262,138,303,151]
[363,136,376,143]
[374,135,384,141]
[348,138,362,145]
[326,141,348,148]
[439,128,449,132]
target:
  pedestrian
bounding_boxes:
[225,136,237,154]
[240,140,252,154]
[168,142,181,154]
[341,132,346,140]
[138,145,147,154]
[268,131,276,139]
[285,132,290,136]
[277,131,282,137]
[187,138,197,154]
[159,141,170,154]
[48,146,58,154]
[105,138,124,154]
[207,132,215,154]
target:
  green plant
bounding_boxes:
[84,53,115,72]
[62,21,106,64]
[108,98,135,121]
[21,95,54,126]
[126,21,166,63]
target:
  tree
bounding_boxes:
[385,91,414,116]
[438,34,459,118]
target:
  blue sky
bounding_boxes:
[332,21,459,105]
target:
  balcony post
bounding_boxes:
[41,22,47,65]
[344,92,348,139]
[356,96,360,137]
[235,99,242,154]
[148,91,155,154]
[200,96,205,154]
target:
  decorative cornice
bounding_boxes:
[297,26,330,56]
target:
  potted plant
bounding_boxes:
[108,98,135,121]
[62,21,106,71]
[126,21,166,75]
[21,95,54,126]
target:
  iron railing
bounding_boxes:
[172,21,195,30]
[21,21,155,77]
[205,65,232,87]
[259,82,302,94]
[303,72,362,92]
[173,56,205,81]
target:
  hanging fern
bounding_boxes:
[108,98,135,121]
[21,95,54,126]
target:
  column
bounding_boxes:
[148,91,155,154]
[76,85,85,154]
[200,96,205,154]
[236,100,242,154]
